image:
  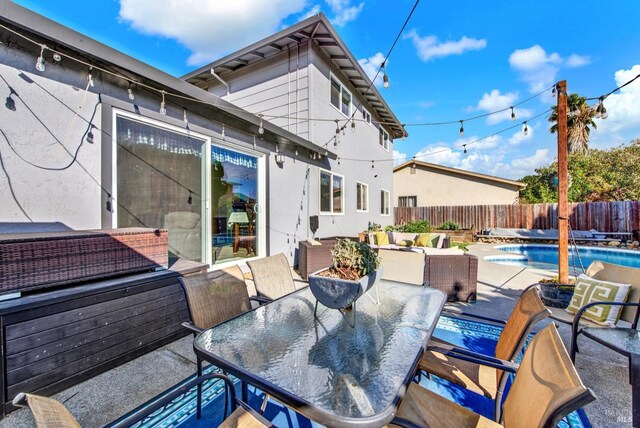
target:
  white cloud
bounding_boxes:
[301,4,322,20]
[460,135,502,151]
[415,145,462,167]
[393,149,407,166]
[418,100,435,109]
[566,54,591,68]
[509,45,590,93]
[358,52,386,86]
[404,29,487,62]
[326,0,364,26]
[119,0,308,66]
[589,64,640,147]
[497,149,551,179]
[475,89,533,124]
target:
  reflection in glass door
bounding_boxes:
[211,145,261,264]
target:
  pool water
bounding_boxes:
[488,244,640,274]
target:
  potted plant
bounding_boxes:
[308,238,382,321]
[536,276,576,308]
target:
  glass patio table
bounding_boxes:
[193,280,446,428]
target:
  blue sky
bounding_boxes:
[14,0,640,179]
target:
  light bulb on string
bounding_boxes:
[159,91,167,115]
[87,67,94,87]
[371,160,374,169]
[335,120,340,135]
[351,120,356,132]
[258,114,264,135]
[523,121,528,136]
[459,120,464,138]
[221,125,226,141]
[187,191,193,205]
[463,144,467,155]
[510,106,516,121]
[128,84,135,101]
[338,157,341,165]
[295,145,299,156]
[382,62,390,89]
[35,45,46,72]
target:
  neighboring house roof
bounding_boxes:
[182,13,407,140]
[0,2,335,158]
[394,160,526,188]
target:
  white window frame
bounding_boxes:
[362,108,372,126]
[381,188,390,216]
[329,73,352,118]
[379,127,390,151]
[319,169,345,215]
[356,181,369,213]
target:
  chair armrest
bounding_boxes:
[427,345,519,373]
[182,321,204,334]
[442,308,507,325]
[250,295,273,305]
[572,301,640,334]
[107,373,236,428]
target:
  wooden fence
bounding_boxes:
[394,201,640,233]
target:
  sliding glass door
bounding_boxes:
[211,145,262,265]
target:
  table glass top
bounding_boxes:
[583,327,640,355]
[194,280,445,423]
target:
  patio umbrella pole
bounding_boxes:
[557,80,569,284]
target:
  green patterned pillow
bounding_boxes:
[566,274,631,326]
[374,231,389,245]
[415,233,439,247]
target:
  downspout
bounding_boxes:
[287,45,292,132]
[296,42,300,136]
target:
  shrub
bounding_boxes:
[398,221,432,233]
[439,221,460,230]
[331,238,381,278]
[367,221,382,232]
[384,225,395,232]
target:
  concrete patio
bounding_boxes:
[0,244,630,427]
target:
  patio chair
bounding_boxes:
[392,324,595,428]
[418,286,549,421]
[247,253,305,302]
[179,267,256,417]
[12,373,274,428]
[527,261,640,361]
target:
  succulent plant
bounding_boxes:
[331,238,381,278]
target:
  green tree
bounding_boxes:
[548,93,597,154]
[519,140,640,203]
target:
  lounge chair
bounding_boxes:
[392,324,595,428]
[247,253,305,302]
[418,287,549,421]
[12,373,273,428]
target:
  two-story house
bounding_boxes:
[0,5,405,269]
[183,13,407,251]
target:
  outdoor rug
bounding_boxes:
[110,315,591,428]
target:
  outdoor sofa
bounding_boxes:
[367,231,462,254]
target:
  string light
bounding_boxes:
[106,193,113,212]
[86,126,95,144]
[35,45,46,72]
[463,144,467,154]
[510,106,516,121]
[523,121,528,136]
[335,120,340,135]
[382,62,390,89]
[551,86,556,98]
[410,156,416,174]
[183,109,189,127]
[459,120,464,137]
[351,120,356,132]
[258,114,264,135]
[5,91,16,111]
[127,84,135,101]
[371,160,374,169]
[187,190,193,205]
[294,145,299,156]
[87,67,94,87]
[221,125,226,140]
[275,143,285,164]
[159,90,166,115]
[595,97,608,119]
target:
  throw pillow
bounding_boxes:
[415,233,438,247]
[374,231,389,245]
[566,274,631,326]
[399,239,414,247]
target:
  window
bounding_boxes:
[379,127,390,151]
[330,74,352,117]
[362,108,372,125]
[398,196,417,208]
[356,182,368,212]
[381,189,390,216]
[320,170,344,214]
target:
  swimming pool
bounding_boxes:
[487,244,640,273]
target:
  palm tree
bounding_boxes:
[549,93,597,154]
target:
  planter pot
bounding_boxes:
[537,283,575,308]
[309,267,382,310]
